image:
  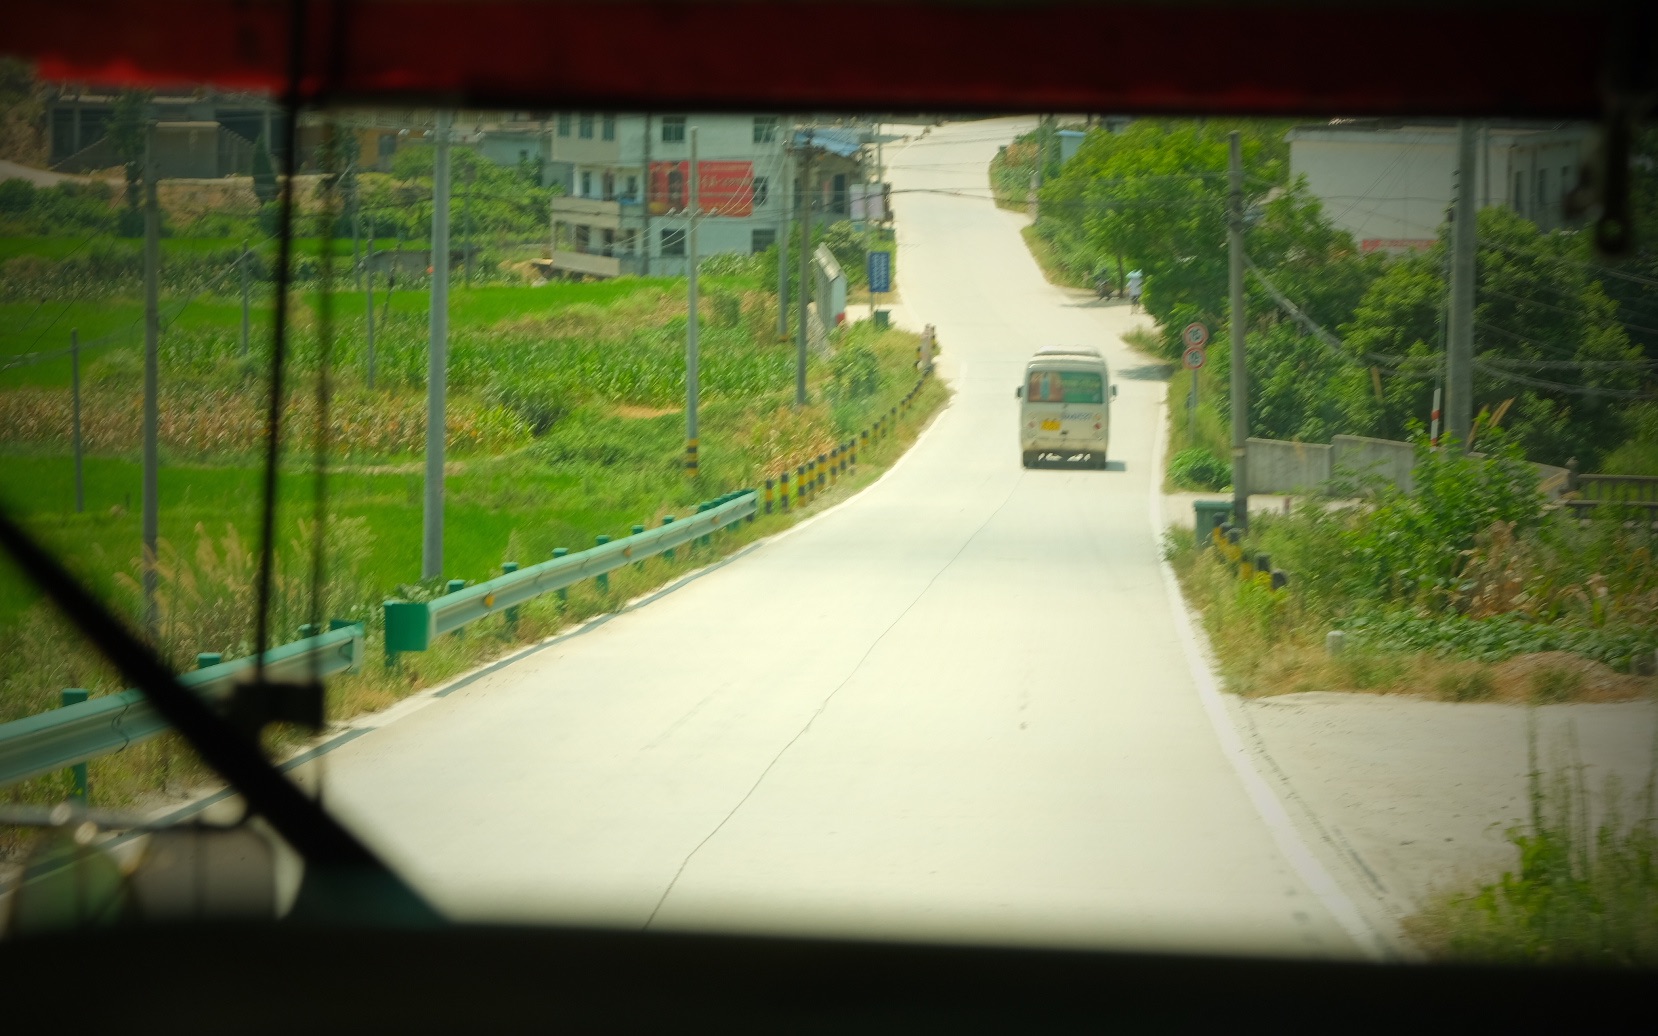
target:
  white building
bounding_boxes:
[1286,120,1595,253]
[544,113,797,278]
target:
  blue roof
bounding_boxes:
[794,127,863,158]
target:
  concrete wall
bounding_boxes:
[1332,434,1417,493]
[1246,438,1331,494]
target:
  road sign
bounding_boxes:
[1183,345,1207,370]
[867,250,892,294]
[1183,322,1209,349]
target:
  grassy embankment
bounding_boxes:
[0,268,949,818]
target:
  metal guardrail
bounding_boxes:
[1563,473,1658,515]
[0,624,364,789]
[383,490,758,662]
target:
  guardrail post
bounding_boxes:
[631,526,646,569]
[196,652,222,670]
[60,688,89,802]
[595,536,611,593]
[554,548,570,602]
[1566,457,1579,494]
[298,623,318,639]
[817,453,826,492]
[661,516,676,560]
[796,465,806,506]
[746,488,756,523]
[765,478,774,515]
[779,472,790,513]
[502,562,520,630]
[861,428,868,459]
[829,447,839,485]
[446,580,467,636]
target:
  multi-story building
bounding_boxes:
[543,112,794,278]
[1286,119,1594,253]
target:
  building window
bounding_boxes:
[580,171,593,196]
[753,116,778,143]
[574,225,591,252]
[621,229,638,255]
[557,113,571,137]
[602,170,616,200]
[602,114,616,141]
[602,228,616,256]
[751,228,777,253]
[1514,171,1525,214]
[1562,165,1572,209]
[579,113,594,139]
[661,228,686,256]
[1536,168,1548,214]
[752,175,769,207]
[661,116,686,143]
[625,175,639,200]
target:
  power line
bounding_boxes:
[1474,361,1656,399]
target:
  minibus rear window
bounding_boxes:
[1027,370,1104,404]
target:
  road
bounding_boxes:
[301,118,1374,958]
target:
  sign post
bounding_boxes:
[1181,323,1209,441]
[867,249,892,324]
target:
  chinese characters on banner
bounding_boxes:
[647,161,755,216]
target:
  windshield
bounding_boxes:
[1,73,1655,967]
[1028,370,1103,404]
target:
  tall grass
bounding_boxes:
[1407,722,1658,967]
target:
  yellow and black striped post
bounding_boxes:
[829,446,839,485]
[684,438,699,477]
[796,464,807,506]
[850,438,858,473]
[861,428,869,457]
[780,470,790,512]
[764,478,774,515]
[816,453,827,492]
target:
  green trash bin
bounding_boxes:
[873,310,890,330]
[1193,500,1233,549]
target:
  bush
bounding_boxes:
[1169,446,1229,490]
[828,343,882,401]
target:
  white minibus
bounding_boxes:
[1014,346,1117,469]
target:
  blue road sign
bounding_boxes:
[867,250,892,294]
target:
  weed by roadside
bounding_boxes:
[1405,722,1658,967]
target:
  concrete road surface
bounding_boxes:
[300,117,1378,959]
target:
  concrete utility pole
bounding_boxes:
[70,328,84,514]
[423,110,452,581]
[1227,130,1249,532]
[239,239,251,356]
[778,124,790,341]
[1447,120,1477,451]
[686,128,700,477]
[142,123,160,631]
[795,132,814,406]
[365,225,377,389]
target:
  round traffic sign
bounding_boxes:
[1183,322,1209,349]
[1182,345,1207,370]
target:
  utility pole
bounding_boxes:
[1227,130,1249,532]
[462,161,474,289]
[239,239,250,356]
[1448,120,1476,450]
[71,328,84,514]
[365,224,377,389]
[686,127,700,477]
[796,132,813,406]
[777,124,790,341]
[141,122,160,632]
[423,110,452,581]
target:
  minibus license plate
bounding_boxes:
[1041,419,1061,431]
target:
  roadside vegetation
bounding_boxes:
[1406,723,1658,967]
[1166,436,1657,702]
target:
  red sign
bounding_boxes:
[647,160,754,216]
